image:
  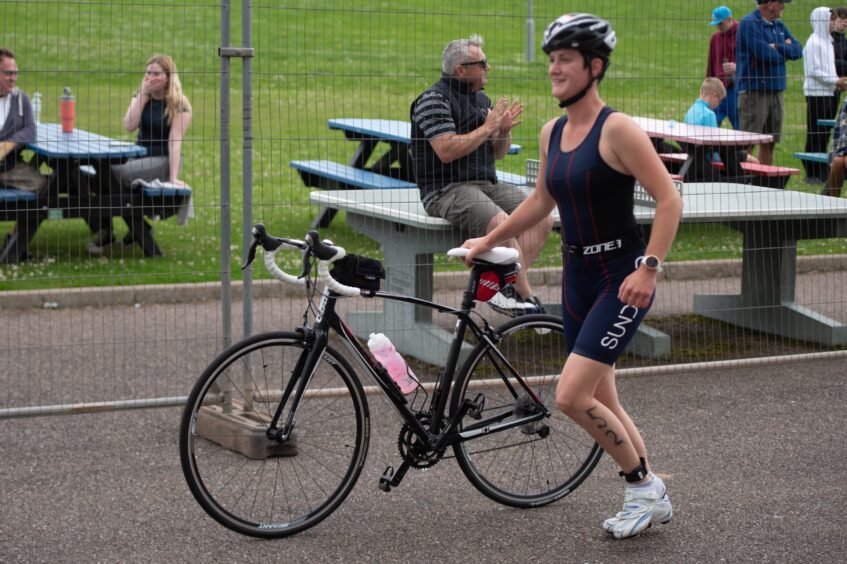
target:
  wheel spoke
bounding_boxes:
[451,316,603,507]
[180,333,369,538]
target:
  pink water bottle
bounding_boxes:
[60,87,75,133]
[367,333,418,394]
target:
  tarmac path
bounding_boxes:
[2,357,845,562]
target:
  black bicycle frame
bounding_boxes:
[269,266,550,451]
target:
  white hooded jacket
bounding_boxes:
[804,6,839,96]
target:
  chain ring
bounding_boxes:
[397,417,444,470]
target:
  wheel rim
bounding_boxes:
[181,336,368,536]
[453,317,602,506]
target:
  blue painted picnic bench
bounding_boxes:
[0,188,38,204]
[1,123,192,262]
[294,118,526,228]
[291,160,416,191]
[793,152,829,165]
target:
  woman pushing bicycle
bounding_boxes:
[462,13,683,539]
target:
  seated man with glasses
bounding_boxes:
[410,36,552,317]
[0,47,46,196]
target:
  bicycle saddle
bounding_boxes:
[447,247,519,265]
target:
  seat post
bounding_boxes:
[459,266,483,311]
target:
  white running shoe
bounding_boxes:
[487,285,543,317]
[602,479,673,539]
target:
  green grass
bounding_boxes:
[1,0,844,290]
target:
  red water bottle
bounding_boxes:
[60,87,75,133]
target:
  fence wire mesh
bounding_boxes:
[1,0,846,417]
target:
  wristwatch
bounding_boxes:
[639,255,663,272]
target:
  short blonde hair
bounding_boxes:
[700,77,726,100]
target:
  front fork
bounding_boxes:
[265,326,326,443]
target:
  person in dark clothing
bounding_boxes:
[410,36,552,317]
[462,13,682,540]
[707,6,740,128]
[832,7,847,108]
[832,8,847,75]
[88,54,192,254]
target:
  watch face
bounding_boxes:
[645,256,660,269]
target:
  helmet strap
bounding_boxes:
[557,56,610,108]
[558,80,594,108]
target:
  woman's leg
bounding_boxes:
[593,367,649,467]
[89,157,170,250]
[110,156,170,189]
[555,353,642,474]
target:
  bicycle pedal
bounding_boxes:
[466,393,485,420]
[379,466,394,492]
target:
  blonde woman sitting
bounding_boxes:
[89,54,192,254]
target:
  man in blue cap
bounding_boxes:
[736,0,801,166]
[707,6,739,128]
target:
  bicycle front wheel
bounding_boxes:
[451,314,602,508]
[179,331,370,538]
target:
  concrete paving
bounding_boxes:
[1,267,846,561]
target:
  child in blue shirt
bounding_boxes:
[683,78,757,169]
[684,77,725,130]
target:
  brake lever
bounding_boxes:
[241,238,259,271]
[299,249,313,279]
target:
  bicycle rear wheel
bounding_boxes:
[179,331,369,538]
[451,314,602,508]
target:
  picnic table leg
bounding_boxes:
[348,139,377,169]
[311,208,338,229]
[368,143,411,181]
[309,139,380,229]
[0,213,43,264]
[693,219,847,346]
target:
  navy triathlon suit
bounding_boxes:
[545,106,653,365]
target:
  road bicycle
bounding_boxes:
[179,224,602,538]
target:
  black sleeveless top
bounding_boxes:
[545,106,638,246]
[137,99,170,157]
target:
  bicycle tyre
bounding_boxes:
[451,314,603,508]
[179,331,370,538]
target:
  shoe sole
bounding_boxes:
[604,510,672,538]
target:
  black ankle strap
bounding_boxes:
[619,460,648,483]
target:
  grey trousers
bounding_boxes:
[110,156,170,190]
[90,156,171,236]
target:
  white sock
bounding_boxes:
[628,474,658,491]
